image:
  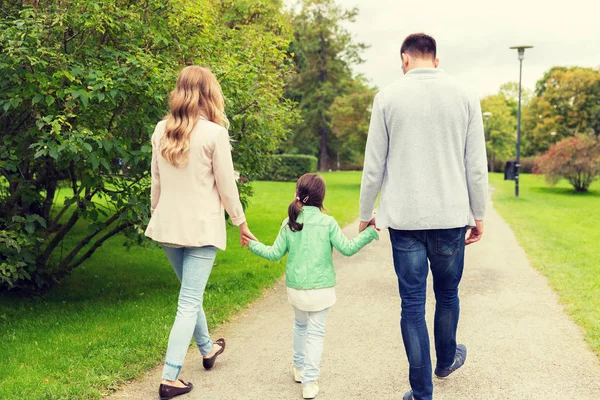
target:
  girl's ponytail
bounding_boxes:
[287,173,326,233]
[288,198,304,232]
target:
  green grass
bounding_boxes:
[490,173,600,355]
[0,171,363,400]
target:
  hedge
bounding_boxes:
[260,154,318,181]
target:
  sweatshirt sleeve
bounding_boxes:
[213,128,246,226]
[150,128,161,215]
[360,94,389,222]
[329,220,379,257]
[249,224,289,261]
[465,94,489,220]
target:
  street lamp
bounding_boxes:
[509,45,533,198]
[483,111,492,141]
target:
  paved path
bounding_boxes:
[108,200,600,399]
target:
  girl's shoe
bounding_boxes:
[158,380,193,400]
[303,383,319,399]
[293,367,302,383]
[202,338,226,370]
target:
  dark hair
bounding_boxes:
[287,173,326,232]
[400,33,436,60]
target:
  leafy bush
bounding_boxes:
[260,154,318,181]
[534,136,600,192]
[520,157,538,174]
[0,1,297,292]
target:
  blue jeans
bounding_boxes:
[161,246,218,381]
[293,307,329,386]
[389,227,466,400]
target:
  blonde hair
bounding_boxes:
[161,66,229,167]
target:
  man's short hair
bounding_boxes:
[400,33,436,60]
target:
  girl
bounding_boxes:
[145,66,256,400]
[246,173,378,399]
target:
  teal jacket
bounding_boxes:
[249,206,379,290]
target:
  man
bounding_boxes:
[359,33,488,400]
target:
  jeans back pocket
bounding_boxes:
[435,227,465,256]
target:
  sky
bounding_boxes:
[337,0,600,96]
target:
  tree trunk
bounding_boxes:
[319,123,328,171]
[317,12,328,172]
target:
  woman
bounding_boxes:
[145,66,256,400]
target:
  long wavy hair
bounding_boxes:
[161,66,229,167]
[288,174,326,232]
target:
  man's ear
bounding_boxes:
[434,57,440,68]
[401,53,409,67]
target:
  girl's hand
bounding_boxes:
[239,222,257,248]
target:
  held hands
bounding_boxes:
[359,217,378,233]
[239,222,257,248]
[465,220,484,245]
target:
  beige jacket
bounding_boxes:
[144,118,246,249]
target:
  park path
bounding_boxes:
[108,198,600,400]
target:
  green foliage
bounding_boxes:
[518,156,538,174]
[524,66,600,155]
[260,154,318,181]
[481,93,516,171]
[0,172,363,399]
[285,0,367,170]
[328,77,375,168]
[0,0,297,292]
[534,135,600,192]
[490,173,600,356]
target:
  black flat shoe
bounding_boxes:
[159,379,193,400]
[202,338,226,370]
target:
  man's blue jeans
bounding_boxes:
[389,227,466,400]
[161,245,218,381]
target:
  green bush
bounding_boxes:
[261,154,318,181]
[520,157,538,174]
[490,157,537,174]
[0,1,297,292]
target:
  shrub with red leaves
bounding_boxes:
[534,135,600,192]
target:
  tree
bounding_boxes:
[327,77,375,168]
[524,66,600,154]
[480,94,516,171]
[0,0,297,292]
[534,135,600,192]
[285,0,367,170]
[499,81,532,105]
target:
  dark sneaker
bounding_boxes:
[434,344,467,379]
[402,390,414,400]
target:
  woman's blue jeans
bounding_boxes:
[389,227,466,400]
[161,246,218,381]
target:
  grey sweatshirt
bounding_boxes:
[360,68,488,230]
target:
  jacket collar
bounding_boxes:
[405,68,445,76]
[302,206,321,213]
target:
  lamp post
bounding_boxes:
[509,45,533,198]
[483,111,492,140]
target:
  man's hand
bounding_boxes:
[466,220,484,245]
[239,222,257,248]
[359,217,378,233]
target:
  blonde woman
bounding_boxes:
[145,66,256,400]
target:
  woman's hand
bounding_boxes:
[239,222,257,248]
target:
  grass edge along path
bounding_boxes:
[489,173,600,357]
[0,171,363,400]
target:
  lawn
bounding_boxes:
[489,173,600,355]
[0,171,363,400]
